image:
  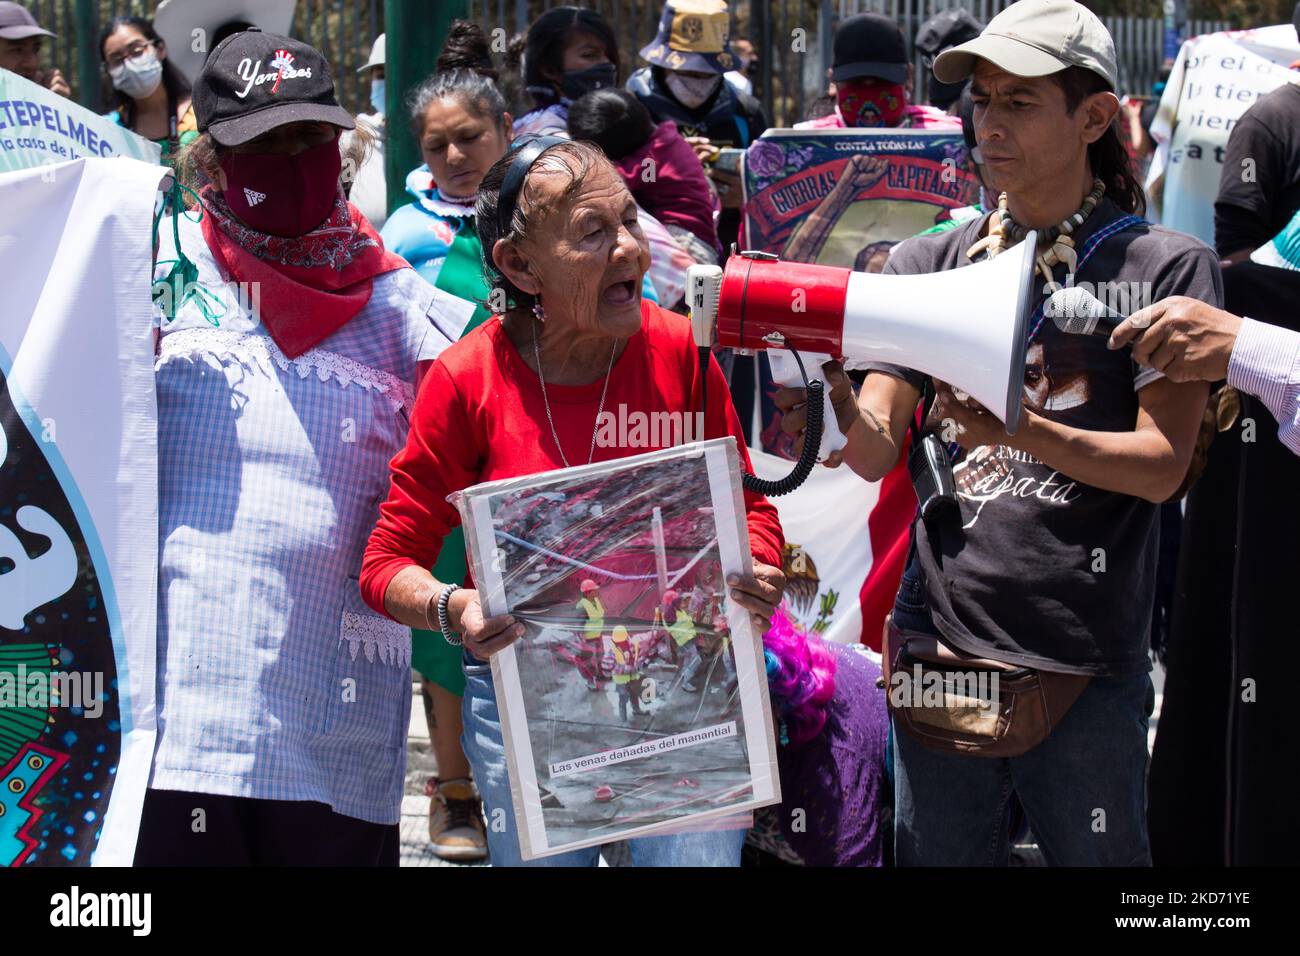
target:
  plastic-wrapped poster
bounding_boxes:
[452,438,780,860]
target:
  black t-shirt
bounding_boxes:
[872,198,1223,676]
[1214,82,1300,258]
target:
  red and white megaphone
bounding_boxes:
[688,233,1038,495]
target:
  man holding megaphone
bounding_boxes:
[775,0,1220,866]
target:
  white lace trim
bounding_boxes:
[420,191,476,219]
[340,610,412,667]
[156,328,415,412]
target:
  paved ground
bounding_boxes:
[399,664,1165,867]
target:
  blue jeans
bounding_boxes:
[460,655,745,867]
[893,670,1155,866]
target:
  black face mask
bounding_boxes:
[561,62,617,101]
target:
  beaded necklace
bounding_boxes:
[966,177,1106,280]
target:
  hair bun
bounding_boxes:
[437,20,498,80]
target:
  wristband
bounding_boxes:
[436,584,463,647]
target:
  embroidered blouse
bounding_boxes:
[149,210,471,824]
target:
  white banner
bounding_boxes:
[0,156,165,865]
[1149,25,1300,245]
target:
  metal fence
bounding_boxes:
[464,1,1231,126]
[838,1,1229,107]
[18,0,1230,125]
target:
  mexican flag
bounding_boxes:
[749,448,915,650]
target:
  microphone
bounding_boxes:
[1045,287,1130,336]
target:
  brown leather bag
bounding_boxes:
[881,618,1090,758]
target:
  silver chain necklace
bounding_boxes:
[531,318,618,468]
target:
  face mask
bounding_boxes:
[369,78,386,116]
[109,47,163,100]
[665,72,722,110]
[218,133,343,238]
[560,62,617,101]
[837,78,907,128]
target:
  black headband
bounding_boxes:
[496,134,568,238]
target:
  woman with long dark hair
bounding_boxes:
[99,15,195,165]
[514,6,620,137]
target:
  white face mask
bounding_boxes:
[109,48,163,99]
[665,72,721,110]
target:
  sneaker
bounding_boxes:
[428,778,488,862]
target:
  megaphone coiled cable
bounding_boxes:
[698,343,825,498]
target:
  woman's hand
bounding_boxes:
[728,560,786,635]
[448,588,525,662]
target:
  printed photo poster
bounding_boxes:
[0,157,166,865]
[742,128,979,269]
[454,439,780,860]
[0,68,161,173]
[1148,24,1300,246]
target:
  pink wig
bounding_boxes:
[762,603,837,745]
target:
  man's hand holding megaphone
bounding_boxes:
[772,361,864,469]
[929,381,1027,452]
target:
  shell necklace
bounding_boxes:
[967,177,1106,279]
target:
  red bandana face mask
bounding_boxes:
[218,133,343,238]
[837,79,907,128]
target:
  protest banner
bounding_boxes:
[1148,24,1300,246]
[0,68,161,174]
[454,438,780,860]
[0,156,166,865]
[742,128,979,265]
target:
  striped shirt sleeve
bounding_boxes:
[1227,317,1300,457]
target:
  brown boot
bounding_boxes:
[428,777,487,862]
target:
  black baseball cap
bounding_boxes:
[193,28,354,147]
[915,9,983,60]
[916,9,983,109]
[831,13,908,85]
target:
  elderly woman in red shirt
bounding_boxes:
[361,137,785,867]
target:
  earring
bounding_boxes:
[532,300,546,324]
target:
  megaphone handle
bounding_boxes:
[766,351,846,462]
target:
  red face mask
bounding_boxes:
[836,79,907,128]
[218,133,343,237]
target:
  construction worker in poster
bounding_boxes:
[608,626,648,723]
[663,590,705,693]
[575,579,606,690]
